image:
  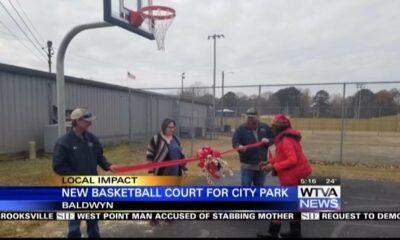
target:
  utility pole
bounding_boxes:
[45,41,54,73]
[208,34,224,139]
[44,40,54,124]
[181,72,185,98]
[221,70,224,127]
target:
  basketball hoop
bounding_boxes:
[129,11,145,28]
[138,5,176,51]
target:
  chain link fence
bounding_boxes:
[139,81,400,166]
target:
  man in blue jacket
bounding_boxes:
[53,107,117,238]
[232,108,274,186]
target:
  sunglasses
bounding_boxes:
[83,111,93,118]
[78,111,93,123]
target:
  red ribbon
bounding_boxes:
[115,157,198,173]
[220,141,265,155]
[115,141,265,174]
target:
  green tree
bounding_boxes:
[353,88,374,118]
[264,93,280,115]
[330,94,343,118]
[311,90,331,117]
[275,87,302,116]
[219,91,238,110]
[374,89,398,116]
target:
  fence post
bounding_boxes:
[128,87,132,150]
[177,99,181,138]
[156,96,159,136]
[378,106,382,136]
[235,100,239,131]
[150,93,153,137]
[339,83,346,163]
[145,95,149,142]
[258,85,261,113]
[29,141,36,160]
[311,110,315,135]
[191,88,194,156]
[156,96,161,135]
[397,108,399,133]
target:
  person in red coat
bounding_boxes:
[257,114,312,238]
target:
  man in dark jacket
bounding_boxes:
[53,107,117,238]
[232,108,274,186]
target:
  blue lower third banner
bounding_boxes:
[298,198,341,211]
[0,186,302,211]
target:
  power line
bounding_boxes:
[63,50,191,78]
[14,0,45,44]
[66,51,127,70]
[0,20,46,63]
[67,53,210,83]
[7,0,43,48]
[0,1,46,60]
[0,27,32,42]
[14,0,52,72]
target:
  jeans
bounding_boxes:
[240,168,266,186]
[68,220,100,238]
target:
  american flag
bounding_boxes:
[127,71,136,80]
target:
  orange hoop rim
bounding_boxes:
[139,5,176,20]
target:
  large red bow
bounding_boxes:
[196,146,222,179]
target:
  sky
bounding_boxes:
[0,0,399,97]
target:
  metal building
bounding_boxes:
[0,63,210,154]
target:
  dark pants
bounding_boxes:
[240,168,266,186]
[269,220,301,235]
[68,220,100,238]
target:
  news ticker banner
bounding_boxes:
[0,176,341,212]
[1,211,400,221]
[49,176,341,186]
[54,176,183,186]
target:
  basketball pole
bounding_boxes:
[56,22,113,137]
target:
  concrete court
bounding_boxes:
[98,172,400,238]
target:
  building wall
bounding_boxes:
[0,71,53,153]
[0,63,210,154]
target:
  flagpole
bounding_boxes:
[127,71,133,151]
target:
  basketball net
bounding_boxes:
[140,6,175,51]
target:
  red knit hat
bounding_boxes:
[272,114,291,127]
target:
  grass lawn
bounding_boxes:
[0,138,399,237]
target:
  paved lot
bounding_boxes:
[97,173,400,238]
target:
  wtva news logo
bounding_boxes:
[298,186,341,211]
